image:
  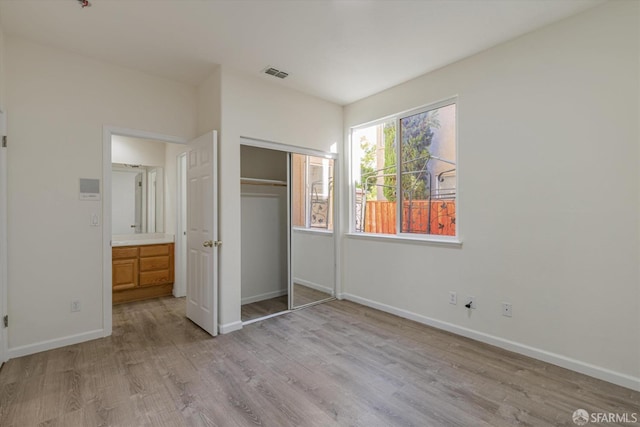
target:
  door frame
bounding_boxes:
[173,152,187,297]
[239,136,340,315]
[0,109,7,363]
[102,126,186,336]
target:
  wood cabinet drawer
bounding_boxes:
[113,247,138,259]
[140,245,170,257]
[140,270,171,287]
[139,256,170,272]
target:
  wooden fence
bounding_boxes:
[364,200,456,235]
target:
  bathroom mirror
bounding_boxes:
[112,164,164,234]
[291,153,335,308]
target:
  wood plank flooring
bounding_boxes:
[241,295,288,322]
[292,284,331,308]
[1,296,638,426]
[242,285,333,322]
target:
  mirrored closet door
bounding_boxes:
[290,153,335,309]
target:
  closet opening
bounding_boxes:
[240,141,337,324]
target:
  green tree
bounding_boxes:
[392,110,440,202]
[358,136,377,200]
[383,122,397,201]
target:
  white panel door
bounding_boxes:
[186,131,218,336]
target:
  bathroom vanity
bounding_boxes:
[112,234,174,304]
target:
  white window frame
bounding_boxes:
[348,97,460,245]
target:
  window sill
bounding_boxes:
[344,232,462,248]
[292,227,334,236]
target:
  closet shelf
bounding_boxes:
[240,177,287,187]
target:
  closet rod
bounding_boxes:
[240,177,287,187]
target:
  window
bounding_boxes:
[292,153,334,231]
[351,100,456,238]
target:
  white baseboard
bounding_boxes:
[8,319,243,357]
[342,293,640,392]
[8,329,104,359]
[241,289,287,305]
[293,278,334,295]
[219,320,243,334]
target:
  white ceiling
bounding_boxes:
[0,0,604,105]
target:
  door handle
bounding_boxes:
[214,241,222,247]
[203,240,213,247]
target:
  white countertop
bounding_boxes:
[112,233,174,247]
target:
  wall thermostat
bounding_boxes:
[79,178,100,201]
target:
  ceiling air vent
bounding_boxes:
[263,67,289,79]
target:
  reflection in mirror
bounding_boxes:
[291,154,335,308]
[112,164,164,234]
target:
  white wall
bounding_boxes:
[241,185,288,304]
[112,135,166,166]
[342,1,639,389]
[0,21,5,110]
[292,229,334,295]
[196,68,221,136]
[217,66,342,331]
[6,37,196,353]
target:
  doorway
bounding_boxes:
[239,139,337,324]
[102,127,204,336]
[240,146,289,322]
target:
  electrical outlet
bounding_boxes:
[71,299,81,313]
[465,296,476,309]
[502,302,512,317]
[449,292,457,305]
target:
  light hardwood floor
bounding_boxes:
[0,297,638,426]
[241,285,332,322]
[292,284,331,308]
[241,294,288,322]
